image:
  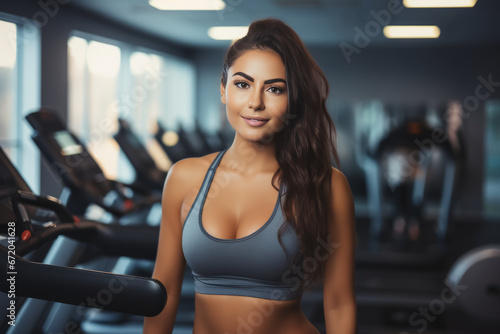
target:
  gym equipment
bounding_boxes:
[25,109,160,220]
[193,121,226,153]
[369,119,459,248]
[445,244,500,333]
[154,120,229,163]
[354,103,464,263]
[113,118,167,192]
[0,196,164,312]
[182,122,212,156]
[24,110,197,332]
[154,121,196,163]
[0,146,165,334]
[341,103,470,333]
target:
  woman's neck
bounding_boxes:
[223,136,279,177]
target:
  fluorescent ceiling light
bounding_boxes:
[208,26,249,40]
[403,0,477,8]
[149,0,226,10]
[383,25,441,39]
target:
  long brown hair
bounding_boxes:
[221,18,340,291]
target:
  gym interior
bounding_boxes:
[1,0,499,333]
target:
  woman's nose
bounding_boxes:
[249,89,265,111]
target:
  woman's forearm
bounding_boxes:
[324,301,357,334]
[143,292,181,334]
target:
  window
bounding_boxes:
[67,33,195,181]
[484,100,500,216]
[0,14,41,193]
[68,36,124,181]
[0,20,17,156]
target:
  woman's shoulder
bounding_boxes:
[165,151,221,191]
[172,151,220,173]
[330,166,352,196]
[330,166,346,181]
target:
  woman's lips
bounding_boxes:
[242,116,269,127]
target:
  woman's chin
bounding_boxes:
[236,133,270,145]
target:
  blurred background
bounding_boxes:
[0,0,499,333]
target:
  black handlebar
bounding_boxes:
[0,246,166,317]
[12,191,75,222]
[14,219,159,259]
[79,181,161,217]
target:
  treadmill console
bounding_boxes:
[53,131,83,156]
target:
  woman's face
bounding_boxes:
[221,49,288,145]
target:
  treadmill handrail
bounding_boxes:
[0,245,166,317]
[108,179,161,206]
[13,219,159,260]
[13,190,75,223]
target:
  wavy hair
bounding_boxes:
[221,18,340,291]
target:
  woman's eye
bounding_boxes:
[235,82,249,89]
[268,86,284,94]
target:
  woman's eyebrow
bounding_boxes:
[233,72,286,85]
[264,78,286,85]
[233,72,254,81]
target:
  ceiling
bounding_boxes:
[68,0,500,48]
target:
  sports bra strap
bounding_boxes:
[208,147,228,171]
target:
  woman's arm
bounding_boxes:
[323,167,357,334]
[143,161,189,334]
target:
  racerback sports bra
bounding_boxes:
[182,148,304,301]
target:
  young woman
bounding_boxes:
[143,18,356,334]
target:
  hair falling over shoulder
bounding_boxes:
[221,18,340,290]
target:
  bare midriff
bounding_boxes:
[192,293,320,334]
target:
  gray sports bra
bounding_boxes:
[182,148,304,301]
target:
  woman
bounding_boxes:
[144,18,356,334]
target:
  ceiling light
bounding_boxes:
[207,26,249,40]
[403,0,477,8]
[383,25,441,39]
[149,0,226,10]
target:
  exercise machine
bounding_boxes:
[354,103,464,262]
[113,118,167,193]
[0,146,166,334]
[153,121,196,163]
[25,109,160,224]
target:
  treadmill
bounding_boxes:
[113,118,167,193]
[153,121,197,163]
[0,146,166,334]
[25,109,160,223]
[365,118,460,256]
[345,105,464,332]
[193,121,227,153]
[177,122,215,157]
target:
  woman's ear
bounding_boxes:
[220,82,226,104]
